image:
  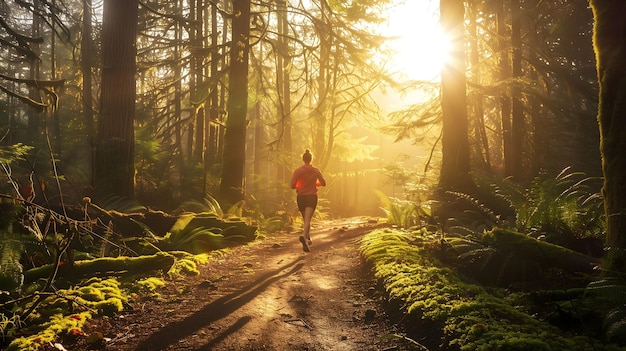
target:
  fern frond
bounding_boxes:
[175,196,223,217]
[226,200,245,217]
[0,227,24,293]
[373,189,391,209]
[586,277,626,302]
[605,308,626,342]
[97,195,146,213]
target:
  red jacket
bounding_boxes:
[290,164,326,195]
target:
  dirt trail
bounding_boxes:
[77,217,412,351]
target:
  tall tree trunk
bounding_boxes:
[320,55,339,171]
[217,5,230,168]
[589,0,626,273]
[281,6,292,176]
[497,0,512,177]
[313,0,329,168]
[172,0,184,200]
[50,0,61,156]
[28,0,43,145]
[253,88,264,179]
[275,0,293,183]
[468,3,490,171]
[193,0,205,163]
[219,0,250,208]
[81,0,95,185]
[275,0,287,183]
[438,0,473,192]
[525,0,543,174]
[207,1,220,174]
[510,0,524,181]
[94,0,138,199]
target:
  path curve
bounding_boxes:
[76,217,412,351]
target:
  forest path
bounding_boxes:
[77,217,415,351]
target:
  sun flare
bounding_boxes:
[382,1,449,81]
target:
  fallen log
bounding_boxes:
[482,228,600,274]
[24,252,175,283]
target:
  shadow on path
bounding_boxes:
[134,257,305,351]
[300,222,383,254]
[199,315,252,350]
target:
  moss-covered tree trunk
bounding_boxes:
[589,0,626,274]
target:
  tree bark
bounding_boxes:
[438,0,473,192]
[275,0,292,184]
[510,0,524,181]
[468,4,490,171]
[95,0,138,199]
[219,0,251,208]
[82,0,95,185]
[28,0,43,144]
[192,0,205,163]
[589,0,626,274]
[207,2,221,174]
[497,1,512,178]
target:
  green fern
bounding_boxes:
[161,226,224,253]
[175,196,223,217]
[96,195,146,213]
[605,308,626,342]
[374,189,433,229]
[445,191,507,231]
[492,167,604,239]
[0,225,24,293]
[225,200,245,218]
[587,277,626,301]
[0,144,33,164]
[586,276,626,343]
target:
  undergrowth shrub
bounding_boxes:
[5,312,92,351]
[360,228,623,351]
[586,276,626,344]
[4,278,127,351]
[490,167,604,242]
[439,168,605,287]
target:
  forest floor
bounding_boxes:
[59,217,421,351]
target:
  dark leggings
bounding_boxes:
[297,194,318,212]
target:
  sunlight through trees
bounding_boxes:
[2,0,626,347]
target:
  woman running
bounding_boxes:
[290,149,326,252]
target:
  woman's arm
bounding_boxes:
[317,171,326,186]
[290,169,299,189]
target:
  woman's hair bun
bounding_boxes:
[302,149,312,162]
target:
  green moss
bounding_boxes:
[24,253,175,283]
[93,297,124,315]
[168,252,211,277]
[169,258,199,276]
[6,312,91,351]
[48,278,126,317]
[134,277,166,292]
[76,286,105,301]
[360,228,625,351]
[5,277,134,350]
[192,253,210,265]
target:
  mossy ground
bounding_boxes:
[359,228,626,351]
[2,252,210,350]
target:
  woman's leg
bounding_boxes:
[302,206,315,242]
